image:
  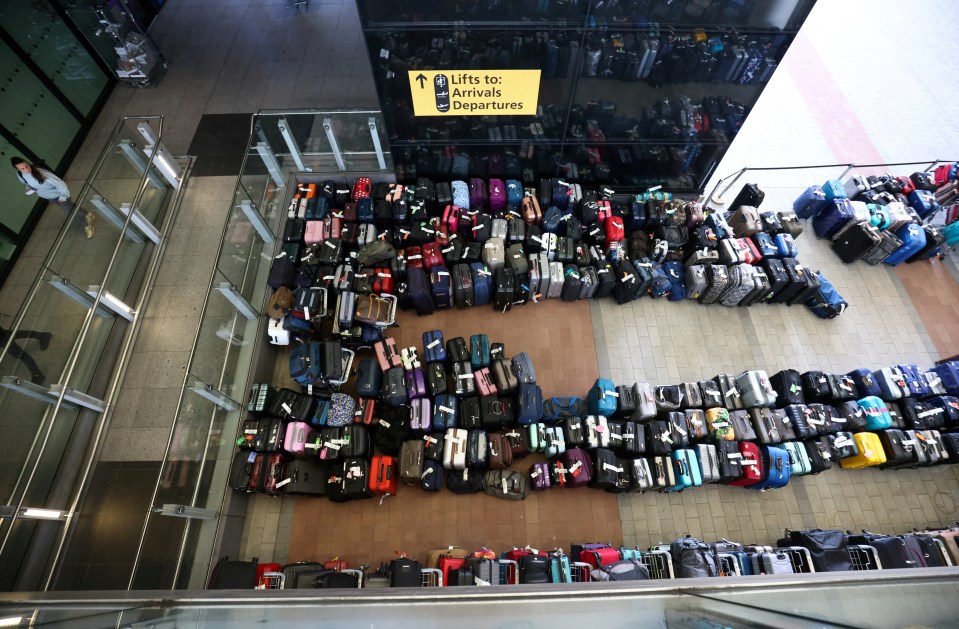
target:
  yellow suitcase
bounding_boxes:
[840,432,886,469]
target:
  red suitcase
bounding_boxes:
[728,442,763,487]
[405,246,424,270]
[369,455,399,495]
[256,562,282,587]
[355,397,376,425]
[373,267,394,295]
[324,559,349,571]
[439,557,467,585]
[582,547,620,567]
[422,242,444,270]
[443,205,462,235]
[604,215,625,244]
[352,176,371,200]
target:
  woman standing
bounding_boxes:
[11,157,94,239]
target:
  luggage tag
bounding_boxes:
[569,460,583,477]
[421,468,433,479]
[603,462,624,473]
[276,478,292,488]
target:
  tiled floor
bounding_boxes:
[2,0,959,587]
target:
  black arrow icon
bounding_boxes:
[415,74,427,88]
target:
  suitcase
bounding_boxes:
[459,398,482,431]
[632,383,658,421]
[784,441,812,476]
[872,367,907,401]
[751,445,790,490]
[651,455,677,491]
[793,185,828,219]
[715,440,743,484]
[730,183,765,210]
[667,448,703,492]
[728,441,763,487]
[422,330,446,363]
[684,410,707,441]
[562,447,594,487]
[839,432,886,468]
[862,229,902,265]
[832,221,881,264]
[511,352,536,385]
[443,428,467,470]
[630,458,655,492]
[736,370,777,408]
[884,223,927,266]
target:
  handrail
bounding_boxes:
[0,116,170,561]
[706,158,958,207]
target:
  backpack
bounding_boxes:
[670,536,719,578]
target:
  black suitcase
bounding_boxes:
[729,183,764,210]
[878,429,913,468]
[283,459,330,496]
[716,440,743,483]
[590,448,619,490]
[481,396,513,429]
[209,558,258,589]
[760,258,788,302]
[612,260,641,304]
[593,262,615,299]
[646,421,672,455]
[460,397,483,430]
[561,265,582,301]
[770,369,804,405]
[832,222,882,264]
[341,457,373,499]
[494,267,515,312]
[390,558,422,587]
[426,362,448,397]
[801,371,832,403]
[804,439,832,473]
[862,230,902,265]
[283,218,306,243]
[453,361,476,397]
[769,257,807,304]
[518,555,550,584]
[453,264,473,308]
[229,450,253,491]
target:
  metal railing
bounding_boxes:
[706,158,958,207]
[0,115,188,591]
[127,109,395,591]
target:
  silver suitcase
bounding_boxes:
[483,237,505,271]
[735,370,777,407]
[579,266,597,299]
[547,262,564,299]
[685,264,707,301]
[491,218,508,240]
[631,458,654,492]
[632,382,657,421]
[696,444,719,483]
[528,255,541,301]
[537,253,551,296]
[542,233,558,261]
[760,552,794,575]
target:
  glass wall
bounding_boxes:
[358,0,816,193]
[0,116,186,592]
[0,0,114,285]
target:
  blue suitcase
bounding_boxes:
[907,190,938,220]
[793,184,828,219]
[931,361,959,395]
[551,178,569,210]
[587,378,618,417]
[470,334,491,370]
[751,445,790,490]
[511,352,537,384]
[289,341,322,385]
[355,358,382,397]
[666,448,703,492]
[421,460,444,492]
[812,199,853,239]
[506,179,523,211]
[897,363,930,397]
[821,179,847,201]
[663,261,686,301]
[774,233,798,258]
[804,271,847,319]
[542,207,563,233]
[516,382,545,425]
[857,396,892,430]
[433,393,458,430]
[470,262,493,306]
[752,232,779,258]
[847,368,882,399]
[407,268,434,315]
[430,266,452,309]
[884,223,927,266]
[357,198,374,224]
[422,330,446,363]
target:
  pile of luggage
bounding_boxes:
[266,177,846,348]
[209,526,958,589]
[796,165,959,266]
[234,316,959,499]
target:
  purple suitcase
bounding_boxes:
[561,447,593,488]
[411,397,431,431]
[793,185,828,219]
[488,178,507,215]
[812,199,853,240]
[530,462,551,491]
[405,368,427,400]
[469,178,488,212]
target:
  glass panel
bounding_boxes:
[359,0,588,27]
[217,192,271,302]
[0,42,81,166]
[0,1,110,115]
[191,271,260,401]
[0,136,41,233]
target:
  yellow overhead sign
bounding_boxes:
[408,70,541,116]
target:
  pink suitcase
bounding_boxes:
[443,205,461,235]
[284,421,312,456]
[475,368,498,396]
[304,220,325,244]
[375,338,402,372]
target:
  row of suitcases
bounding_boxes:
[208,524,959,588]
[793,171,955,265]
